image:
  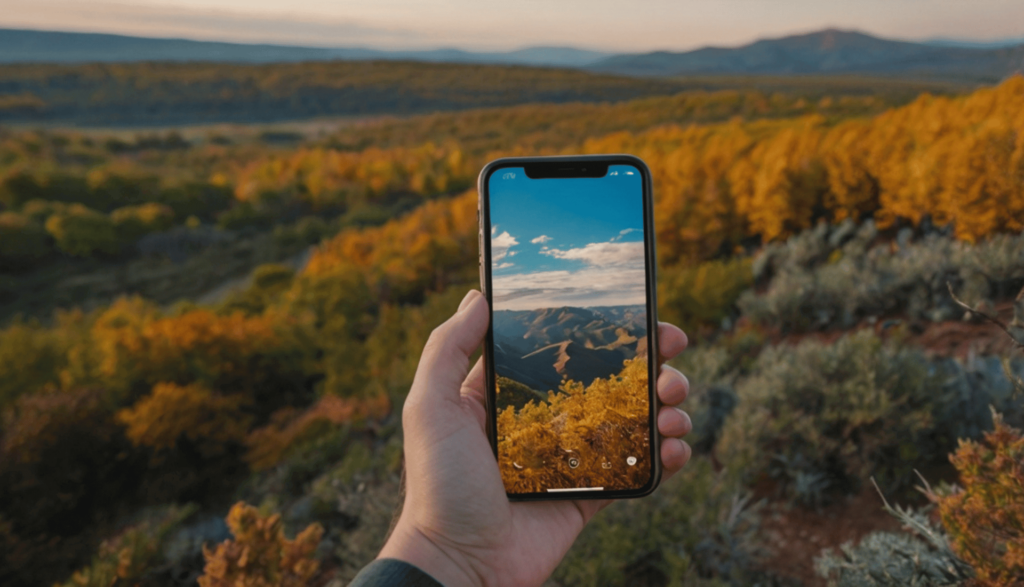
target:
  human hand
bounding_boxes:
[378,290,692,587]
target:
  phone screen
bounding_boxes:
[485,163,654,496]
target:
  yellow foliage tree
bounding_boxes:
[199,502,322,587]
[117,382,251,459]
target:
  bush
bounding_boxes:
[0,387,141,586]
[216,202,273,231]
[110,202,175,242]
[553,457,781,586]
[245,395,389,472]
[273,216,334,249]
[740,222,1024,332]
[59,505,196,587]
[935,411,1024,586]
[0,318,70,409]
[93,302,315,410]
[0,211,52,270]
[814,529,971,587]
[219,264,296,316]
[198,502,322,587]
[45,204,121,257]
[659,257,753,336]
[717,331,942,501]
[19,198,68,222]
[117,382,252,460]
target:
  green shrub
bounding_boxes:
[219,264,296,316]
[59,505,196,587]
[717,331,941,500]
[659,257,753,336]
[19,198,68,222]
[111,202,175,242]
[216,202,273,231]
[740,222,1024,332]
[0,319,69,409]
[273,215,334,249]
[0,211,52,270]
[0,387,142,586]
[814,529,971,587]
[553,457,783,587]
[156,181,234,222]
[45,204,121,257]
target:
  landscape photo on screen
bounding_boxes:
[488,165,652,494]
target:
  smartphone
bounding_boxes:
[477,155,660,501]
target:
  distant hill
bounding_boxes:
[0,28,609,67]
[591,29,1024,81]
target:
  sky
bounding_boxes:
[3,0,1024,52]
[487,165,648,311]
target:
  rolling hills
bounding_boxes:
[0,28,610,67]
[591,28,1024,81]
[493,305,647,399]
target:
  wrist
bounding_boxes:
[378,520,486,587]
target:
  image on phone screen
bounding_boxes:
[486,164,653,495]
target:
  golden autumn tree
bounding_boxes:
[117,382,251,459]
[199,503,322,587]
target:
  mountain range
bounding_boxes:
[493,305,648,409]
[592,29,1024,79]
[0,29,609,67]
[2,28,1023,81]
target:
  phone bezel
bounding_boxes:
[477,154,662,502]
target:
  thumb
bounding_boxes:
[408,290,489,406]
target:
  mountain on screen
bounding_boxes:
[493,305,648,409]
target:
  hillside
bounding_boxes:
[1,72,1023,587]
[593,28,1024,81]
[0,28,610,67]
[493,305,645,393]
[0,60,695,126]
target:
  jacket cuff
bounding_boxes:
[348,558,446,587]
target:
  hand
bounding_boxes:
[378,290,693,587]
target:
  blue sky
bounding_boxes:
[488,165,647,310]
[3,0,1022,51]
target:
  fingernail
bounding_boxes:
[457,290,479,313]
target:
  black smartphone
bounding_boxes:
[477,154,660,501]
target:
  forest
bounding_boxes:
[0,67,1023,587]
[0,60,967,126]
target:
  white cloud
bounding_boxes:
[491,225,498,235]
[531,235,552,244]
[611,228,640,241]
[491,265,646,310]
[541,241,644,268]
[494,262,514,270]
[491,231,519,262]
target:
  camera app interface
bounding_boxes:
[488,165,651,494]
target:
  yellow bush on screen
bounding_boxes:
[497,358,651,494]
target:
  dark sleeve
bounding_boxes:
[348,558,445,587]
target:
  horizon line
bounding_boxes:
[4,24,1022,56]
